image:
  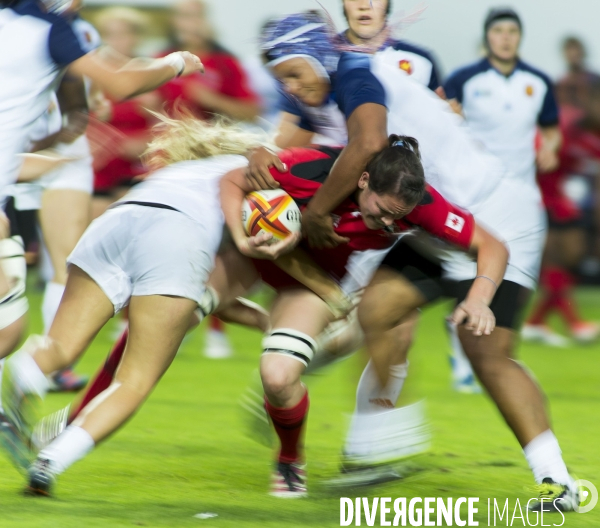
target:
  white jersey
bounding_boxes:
[0,1,94,201]
[117,155,249,225]
[333,51,508,212]
[444,58,559,188]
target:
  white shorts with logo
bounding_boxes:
[67,204,221,314]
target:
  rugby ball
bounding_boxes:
[242,189,301,242]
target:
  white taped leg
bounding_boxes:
[0,236,28,330]
[262,328,317,366]
[194,286,219,322]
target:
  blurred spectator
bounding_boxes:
[92,7,161,218]
[158,0,260,122]
[556,37,600,111]
[524,82,600,344]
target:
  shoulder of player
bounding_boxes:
[12,0,69,28]
[446,58,490,87]
[389,39,436,63]
[337,52,373,78]
[516,60,554,88]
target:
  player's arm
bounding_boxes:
[448,223,509,336]
[220,167,300,260]
[407,187,508,335]
[246,101,316,190]
[17,151,75,182]
[68,49,203,101]
[302,102,388,248]
[536,78,562,173]
[537,126,562,173]
[220,168,351,316]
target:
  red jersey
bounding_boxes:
[539,117,600,223]
[253,146,475,288]
[157,48,259,120]
[94,98,152,192]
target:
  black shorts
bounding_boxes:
[380,240,531,330]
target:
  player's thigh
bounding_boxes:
[114,294,197,394]
[47,265,115,360]
[269,287,333,336]
[458,326,517,377]
[359,267,427,331]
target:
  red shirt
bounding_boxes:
[157,48,259,120]
[94,98,153,192]
[254,146,475,288]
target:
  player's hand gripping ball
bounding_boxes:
[242,189,302,243]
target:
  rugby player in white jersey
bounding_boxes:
[1,117,299,496]
[0,0,202,453]
[443,8,563,380]
[254,13,580,512]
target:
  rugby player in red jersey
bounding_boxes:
[221,137,508,497]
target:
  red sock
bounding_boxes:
[545,267,581,326]
[68,329,128,423]
[209,316,224,332]
[528,266,575,325]
[265,391,309,464]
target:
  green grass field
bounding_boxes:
[1,279,599,528]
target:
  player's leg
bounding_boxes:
[66,247,266,425]
[261,287,333,497]
[456,280,579,512]
[28,293,196,495]
[39,188,92,390]
[3,265,113,458]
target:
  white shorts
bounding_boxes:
[341,246,395,295]
[9,136,94,211]
[440,180,547,290]
[67,204,221,314]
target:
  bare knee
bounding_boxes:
[260,358,299,402]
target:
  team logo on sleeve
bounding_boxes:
[525,85,534,96]
[445,212,465,233]
[399,60,413,75]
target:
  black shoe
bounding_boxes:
[26,458,55,497]
[528,478,579,513]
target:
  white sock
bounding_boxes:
[524,430,574,489]
[344,401,430,460]
[447,321,475,381]
[0,357,5,414]
[42,282,65,335]
[355,360,408,413]
[39,425,95,475]
[9,345,50,397]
